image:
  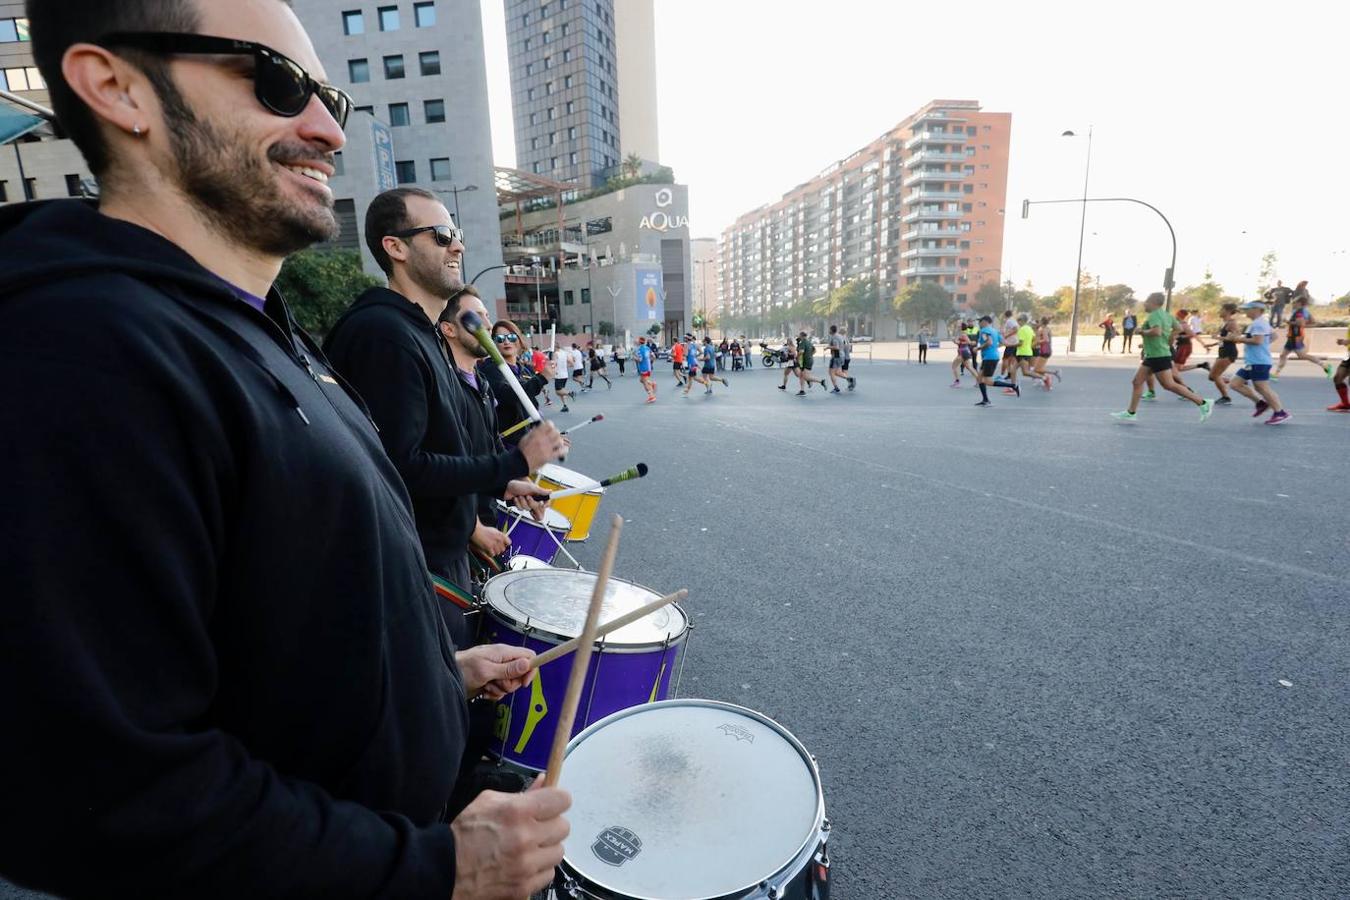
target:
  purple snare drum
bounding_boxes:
[480,569,691,773]
[495,502,572,567]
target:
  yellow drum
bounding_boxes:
[536,463,604,541]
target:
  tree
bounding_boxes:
[893,281,955,329]
[824,278,879,335]
[970,282,1005,316]
[1175,267,1225,313]
[559,323,577,335]
[597,320,615,337]
[646,323,662,336]
[1335,292,1350,311]
[275,249,382,338]
[1258,250,1278,296]
[621,153,642,181]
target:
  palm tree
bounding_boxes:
[621,153,642,181]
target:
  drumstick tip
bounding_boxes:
[635,462,648,478]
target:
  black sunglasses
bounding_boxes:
[99,32,353,129]
[493,333,521,345]
[390,224,465,247]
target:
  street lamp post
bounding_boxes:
[532,255,543,334]
[694,259,714,338]
[1062,127,1093,353]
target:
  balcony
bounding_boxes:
[903,169,965,188]
[905,189,965,203]
[900,247,958,260]
[900,209,965,223]
[900,264,963,277]
[904,150,968,168]
[913,111,967,129]
[904,130,968,151]
[901,227,963,241]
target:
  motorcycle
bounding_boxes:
[759,342,792,368]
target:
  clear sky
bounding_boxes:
[481,0,1348,302]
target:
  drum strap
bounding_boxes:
[430,573,476,610]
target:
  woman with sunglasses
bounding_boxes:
[479,319,554,444]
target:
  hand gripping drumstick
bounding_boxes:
[528,588,686,671]
[560,414,603,436]
[543,514,623,788]
[461,310,542,426]
[543,463,648,501]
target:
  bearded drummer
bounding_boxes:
[0,2,568,897]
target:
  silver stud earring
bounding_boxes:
[133,124,142,136]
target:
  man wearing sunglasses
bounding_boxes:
[325,188,566,644]
[0,3,568,900]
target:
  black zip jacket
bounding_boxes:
[478,358,546,446]
[323,288,527,577]
[0,200,468,898]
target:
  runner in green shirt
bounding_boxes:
[793,332,827,395]
[1112,293,1213,423]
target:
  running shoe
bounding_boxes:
[950,380,962,388]
[1042,376,1052,391]
[1197,362,1211,371]
[1142,390,1156,401]
[796,390,806,396]
[1270,374,1279,381]
[848,377,856,391]
[561,405,570,413]
[831,387,841,394]
[1002,388,1017,395]
[975,400,991,407]
[705,388,713,395]
[1251,400,1269,417]
[1013,384,1021,397]
[645,396,655,404]
[1326,402,1350,412]
[1325,364,1336,379]
[777,385,787,391]
[1198,399,1214,423]
[1052,370,1062,383]
[1266,410,1291,425]
[1110,410,1137,422]
[818,380,828,392]
[1215,396,1233,405]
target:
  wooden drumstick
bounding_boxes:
[528,589,687,671]
[542,514,622,788]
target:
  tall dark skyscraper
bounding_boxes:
[504,0,658,189]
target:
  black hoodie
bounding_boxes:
[0,201,468,898]
[322,288,529,580]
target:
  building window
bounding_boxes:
[342,10,364,35]
[522,11,530,25]
[544,56,551,70]
[384,55,405,79]
[545,81,553,95]
[565,101,574,114]
[564,74,572,88]
[389,102,410,126]
[527,88,534,100]
[23,177,36,200]
[547,107,554,120]
[424,98,446,123]
[395,160,416,183]
[347,58,369,82]
[581,288,591,304]
[549,132,557,144]
[0,18,30,42]
[65,174,83,197]
[430,158,451,181]
[569,152,578,165]
[563,48,571,62]
[524,37,530,51]
[333,152,345,176]
[533,162,540,174]
[962,203,973,213]
[420,51,440,76]
[962,184,973,194]
[530,137,538,150]
[378,5,399,31]
[562,22,569,36]
[542,30,550,44]
[1,65,44,91]
[525,63,533,76]
[564,290,574,306]
[354,104,374,116]
[567,126,576,140]
[529,113,537,125]
[414,1,436,27]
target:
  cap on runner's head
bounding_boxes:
[1240,300,1266,310]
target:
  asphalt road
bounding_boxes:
[5,356,1346,899]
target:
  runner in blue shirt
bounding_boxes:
[635,337,656,403]
[973,315,1018,406]
[684,336,730,396]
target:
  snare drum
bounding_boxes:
[495,501,572,567]
[553,700,831,900]
[507,554,553,571]
[480,569,689,773]
[536,463,603,541]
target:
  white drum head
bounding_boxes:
[507,555,553,571]
[496,501,571,534]
[481,570,687,647]
[559,700,823,900]
[538,462,605,495]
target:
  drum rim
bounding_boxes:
[481,570,690,651]
[537,464,607,496]
[495,500,573,534]
[555,698,827,900]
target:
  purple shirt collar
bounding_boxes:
[216,276,268,314]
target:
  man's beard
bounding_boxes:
[407,244,463,299]
[160,84,339,256]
